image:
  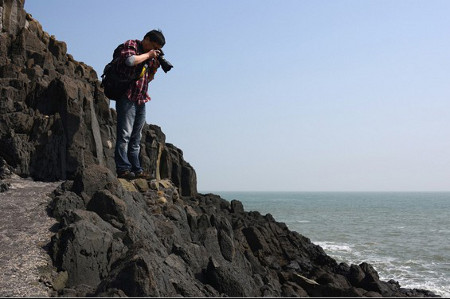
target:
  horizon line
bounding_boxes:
[200,190,450,193]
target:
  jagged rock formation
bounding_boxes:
[0,0,196,196]
[47,164,438,297]
[0,0,439,297]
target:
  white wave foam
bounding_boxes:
[382,273,450,297]
[315,241,352,253]
[314,241,449,296]
[367,257,449,297]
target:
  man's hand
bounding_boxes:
[133,50,160,66]
[147,49,160,59]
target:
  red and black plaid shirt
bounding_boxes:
[117,39,157,105]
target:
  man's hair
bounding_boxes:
[144,29,165,47]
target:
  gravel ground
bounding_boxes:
[0,175,61,297]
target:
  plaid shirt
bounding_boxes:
[117,39,157,105]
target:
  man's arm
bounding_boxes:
[126,50,160,66]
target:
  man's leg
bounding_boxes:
[115,98,136,174]
[128,102,146,174]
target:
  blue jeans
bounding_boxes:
[115,98,146,174]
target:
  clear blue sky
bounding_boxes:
[24,0,450,191]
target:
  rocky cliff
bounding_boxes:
[0,0,438,297]
[0,0,196,196]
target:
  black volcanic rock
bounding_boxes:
[0,179,9,192]
[45,164,439,297]
[0,0,440,297]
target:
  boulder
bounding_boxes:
[50,209,126,287]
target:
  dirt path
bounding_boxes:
[0,175,61,297]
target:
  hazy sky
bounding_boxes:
[24,0,450,191]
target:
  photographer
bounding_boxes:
[114,29,165,180]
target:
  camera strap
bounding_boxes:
[138,63,148,79]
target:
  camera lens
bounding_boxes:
[158,56,173,73]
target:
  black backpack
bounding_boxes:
[101,44,140,100]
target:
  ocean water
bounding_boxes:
[214,191,450,297]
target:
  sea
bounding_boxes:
[213,191,450,297]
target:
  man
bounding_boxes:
[114,29,165,180]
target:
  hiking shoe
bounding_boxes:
[135,171,152,180]
[117,170,135,180]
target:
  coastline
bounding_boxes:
[42,167,440,296]
[215,191,450,297]
[0,1,442,296]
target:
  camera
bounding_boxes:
[157,49,173,73]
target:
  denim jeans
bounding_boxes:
[115,98,146,173]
